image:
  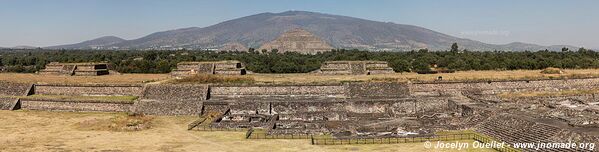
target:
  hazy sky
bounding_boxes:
[1,0,598,48]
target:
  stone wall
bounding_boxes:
[211,85,347,99]
[171,60,246,76]
[410,78,599,96]
[20,99,132,112]
[0,97,19,110]
[320,61,394,75]
[0,82,33,96]
[133,84,208,115]
[347,82,410,98]
[34,84,142,96]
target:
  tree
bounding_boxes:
[561,47,569,52]
[451,43,459,52]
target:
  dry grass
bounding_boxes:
[251,69,599,84]
[0,110,495,152]
[1,69,598,85]
[540,67,564,74]
[76,114,154,131]
[0,73,169,84]
[169,74,255,84]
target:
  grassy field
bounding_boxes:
[0,110,495,152]
[1,69,598,84]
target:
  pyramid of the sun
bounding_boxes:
[258,28,333,54]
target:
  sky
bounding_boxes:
[1,0,598,48]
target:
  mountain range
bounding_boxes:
[45,11,578,51]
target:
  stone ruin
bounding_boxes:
[170,60,247,76]
[38,62,109,76]
[258,28,333,54]
[2,77,599,151]
[319,61,395,75]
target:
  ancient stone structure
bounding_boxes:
[34,84,142,96]
[38,62,109,76]
[0,82,33,110]
[3,77,599,150]
[134,84,209,115]
[319,61,395,75]
[171,60,247,76]
[258,28,333,54]
[20,99,133,112]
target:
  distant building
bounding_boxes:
[38,62,109,76]
[171,60,247,76]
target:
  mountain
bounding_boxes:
[12,46,39,49]
[47,36,125,49]
[498,42,577,52]
[54,11,578,51]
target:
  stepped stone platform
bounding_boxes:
[0,82,32,110]
[171,60,247,76]
[319,61,395,75]
[0,97,19,110]
[134,84,209,115]
[38,62,109,76]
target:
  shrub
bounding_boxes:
[541,67,563,74]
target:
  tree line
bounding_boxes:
[0,44,597,74]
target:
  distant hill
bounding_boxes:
[11,46,39,49]
[48,11,578,51]
[47,36,125,49]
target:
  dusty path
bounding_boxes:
[0,110,493,152]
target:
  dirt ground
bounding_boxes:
[0,110,494,152]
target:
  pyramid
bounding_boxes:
[258,28,333,54]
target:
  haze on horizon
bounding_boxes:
[1,0,598,49]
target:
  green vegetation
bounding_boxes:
[1,44,597,74]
